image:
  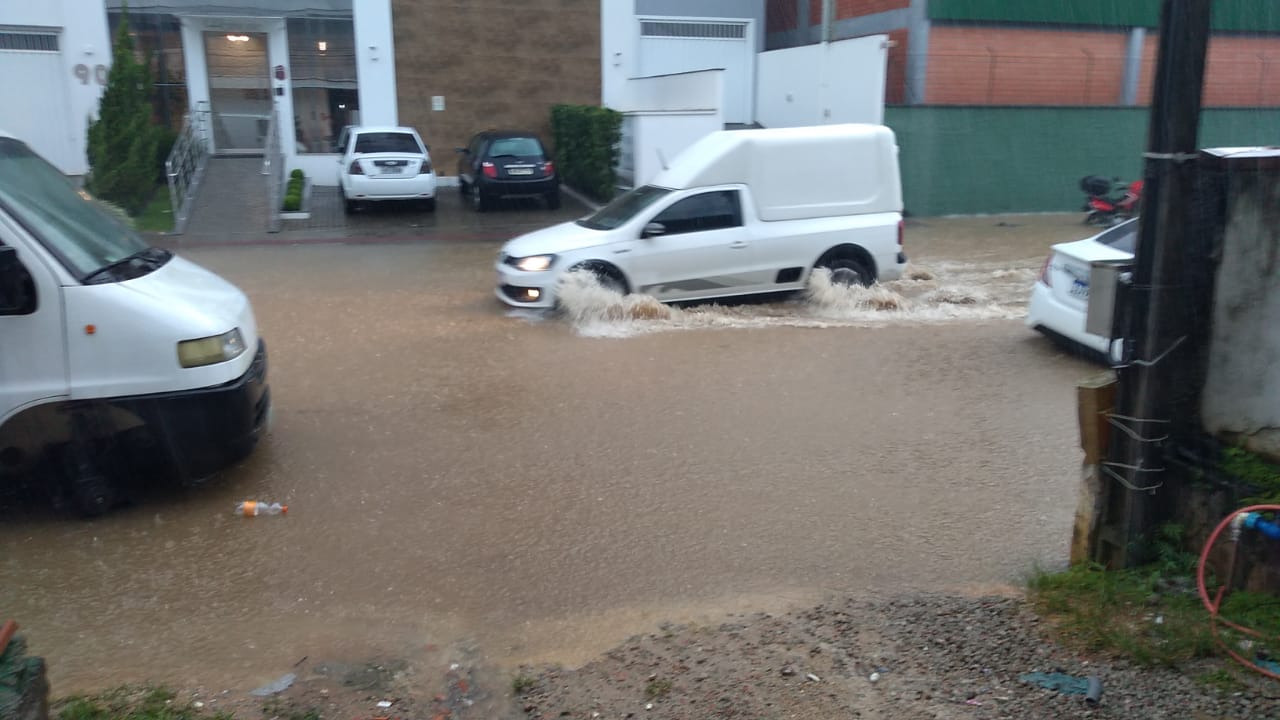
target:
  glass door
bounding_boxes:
[204,31,271,153]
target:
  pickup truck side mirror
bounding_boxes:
[0,245,36,315]
[642,222,666,238]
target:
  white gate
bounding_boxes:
[637,18,754,125]
[0,32,75,173]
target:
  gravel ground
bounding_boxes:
[512,593,1280,720]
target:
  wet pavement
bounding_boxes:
[0,211,1102,696]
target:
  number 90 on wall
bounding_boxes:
[73,64,109,86]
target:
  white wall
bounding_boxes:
[614,70,724,188]
[756,34,887,129]
[0,0,111,174]
[601,0,636,109]
[636,20,755,124]
[352,0,396,126]
[1201,171,1280,458]
[631,113,723,188]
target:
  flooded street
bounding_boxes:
[0,214,1100,696]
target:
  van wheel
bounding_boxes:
[818,253,874,288]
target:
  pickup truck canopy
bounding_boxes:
[651,123,903,222]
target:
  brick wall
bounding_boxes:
[1138,34,1280,107]
[927,26,1131,105]
[807,0,909,23]
[927,25,1280,107]
[767,0,799,32]
[391,0,601,176]
[885,28,908,104]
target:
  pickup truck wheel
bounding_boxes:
[819,255,874,288]
[570,262,627,295]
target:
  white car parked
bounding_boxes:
[1026,218,1137,356]
[337,125,437,213]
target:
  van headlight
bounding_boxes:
[178,328,246,368]
[512,254,556,272]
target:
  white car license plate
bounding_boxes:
[381,167,403,175]
[508,168,533,176]
[1070,279,1089,299]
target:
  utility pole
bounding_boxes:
[1106,0,1213,567]
[821,0,834,43]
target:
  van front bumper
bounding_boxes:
[118,340,271,482]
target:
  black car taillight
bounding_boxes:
[482,161,497,179]
[541,160,555,176]
[349,161,364,175]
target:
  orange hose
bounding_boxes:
[0,620,15,657]
[1196,504,1280,679]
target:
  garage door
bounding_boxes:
[0,31,76,173]
[637,19,754,125]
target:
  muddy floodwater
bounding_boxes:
[0,214,1099,695]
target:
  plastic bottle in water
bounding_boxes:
[236,500,288,517]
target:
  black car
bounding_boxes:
[456,131,560,212]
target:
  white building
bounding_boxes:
[0,0,399,180]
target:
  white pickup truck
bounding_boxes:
[495,123,906,307]
[0,132,271,515]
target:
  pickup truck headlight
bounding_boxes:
[178,328,246,368]
[512,254,556,272]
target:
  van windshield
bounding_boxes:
[576,185,671,230]
[0,138,153,280]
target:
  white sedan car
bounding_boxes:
[337,126,437,213]
[1026,218,1137,356]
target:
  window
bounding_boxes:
[487,137,545,158]
[577,185,671,231]
[651,191,743,235]
[353,132,421,154]
[288,17,359,154]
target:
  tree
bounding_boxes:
[86,7,160,215]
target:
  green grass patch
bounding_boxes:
[1029,559,1280,669]
[511,674,536,693]
[131,188,174,233]
[644,678,673,699]
[55,687,232,720]
[1029,562,1217,666]
[1221,446,1280,504]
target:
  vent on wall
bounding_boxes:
[0,32,59,52]
[640,21,746,39]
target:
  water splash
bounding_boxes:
[532,262,1036,338]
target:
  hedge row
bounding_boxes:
[550,104,622,203]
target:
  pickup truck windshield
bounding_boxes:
[577,185,670,230]
[0,137,152,281]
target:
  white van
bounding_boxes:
[0,132,270,515]
[494,123,905,307]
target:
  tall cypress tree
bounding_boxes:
[86,7,160,214]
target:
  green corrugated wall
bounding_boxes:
[927,0,1280,32]
[883,106,1280,216]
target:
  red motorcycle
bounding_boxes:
[1080,175,1143,226]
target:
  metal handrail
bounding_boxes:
[263,105,285,233]
[164,101,210,235]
